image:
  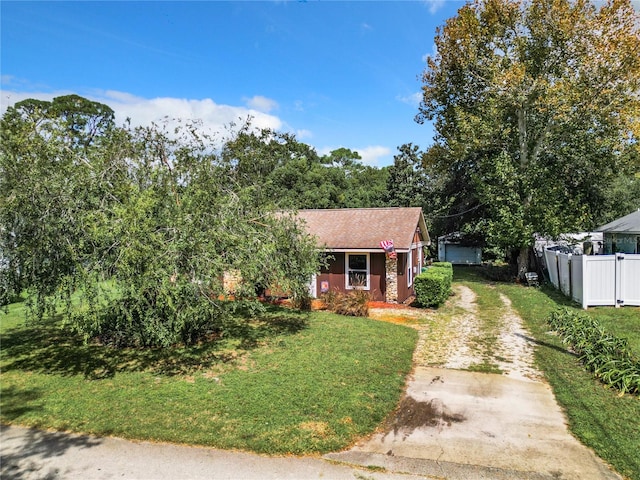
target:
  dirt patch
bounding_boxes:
[368,304,435,328]
[369,306,432,319]
[442,285,484,370]
[411,285,483,368]
[491,294,542,381]
[299,421,331,438]
[383,396,465,440]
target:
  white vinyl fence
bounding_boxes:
[543,250,640,309]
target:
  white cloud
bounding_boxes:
[423,0,446,14]
[243,95,279,113]
[318,145,392,167]
[423,41,439,64]
[0,89,284,137]
[397,92,423,107]
[0,89,70,113]
[0,89,394,166]
[355,146,392,167]
[102,91,283,133]
[295,129,313,140]
[317,146,336,157]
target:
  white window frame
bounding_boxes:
[407,250,413,287]
[345,252,370,290]
[308,274,317,298]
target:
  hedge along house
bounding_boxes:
[297,207,430,303]
[596,210,640,254]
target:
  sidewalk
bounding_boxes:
[0,424,429,480]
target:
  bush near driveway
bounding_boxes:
[414,262,453,307]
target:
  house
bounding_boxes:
[534,232,603,257]
[297,207,430,303]
[437,232,482,265]
[596,210,640,254]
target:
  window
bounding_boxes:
[346,253,369,290]
[407,251,413,287]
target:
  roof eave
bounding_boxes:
[601,229,640,234]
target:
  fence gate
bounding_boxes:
[580,255,616,308]
[617,254,640,307]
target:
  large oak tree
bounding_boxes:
[417,0,640,276]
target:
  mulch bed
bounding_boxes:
[266,297,420,312]
[368,301,412,309]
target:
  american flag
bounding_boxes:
[380,240,394,252]
[380,240,396,258]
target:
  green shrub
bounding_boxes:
[548,308,640,395]
[414,264,452,308]
[429,262,453,282]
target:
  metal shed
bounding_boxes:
[437,233,482,265]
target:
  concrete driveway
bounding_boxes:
[326,287,621,480]
[325,367,619,480]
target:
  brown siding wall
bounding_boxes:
[315,252,386,302]
[317,252,346,296]
[397,253,410,303]
[369,253,386,302]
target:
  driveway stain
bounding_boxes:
[384,396,465,440]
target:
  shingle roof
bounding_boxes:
[296,207,430,251]
[596,210,640,234]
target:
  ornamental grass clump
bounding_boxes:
[321,290,370,317]
[548,308,640,395]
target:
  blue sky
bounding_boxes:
[1,1,465,166]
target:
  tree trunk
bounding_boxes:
[516,247,530,280]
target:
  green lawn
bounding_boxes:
[454,266,640,480]
[0,301,417,455]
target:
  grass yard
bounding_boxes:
[0,300,417,455]
[454,266,640,480]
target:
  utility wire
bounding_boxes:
[431,203,483,219]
